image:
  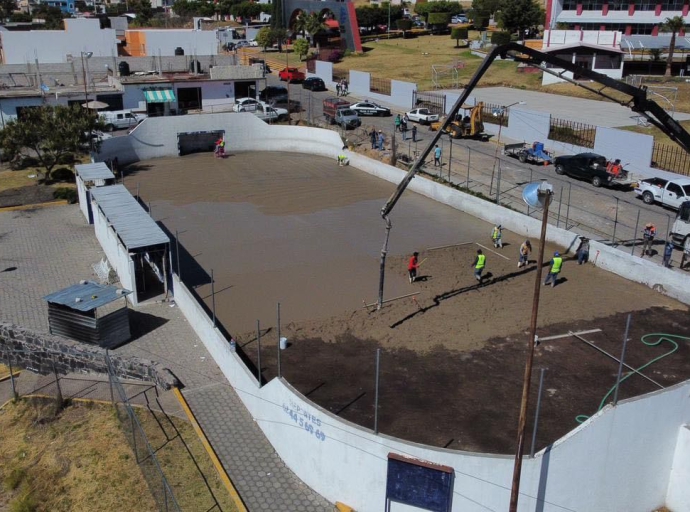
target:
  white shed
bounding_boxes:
[90,185,170,305]
[75,162,116,224]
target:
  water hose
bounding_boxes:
[576,333,690,424]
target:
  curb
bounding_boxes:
[0,200,69,212]
[173,387,248,512]
[0,371,21,382]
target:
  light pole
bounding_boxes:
[509,180,554,512]
[387,1,391,37]
[491,100,525,203]
[81,51,93,151]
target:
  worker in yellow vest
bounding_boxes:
[471,249,486,283]
[543,251,563,288]
[491,225,503,248]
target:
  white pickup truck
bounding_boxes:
[671,200,690,250]
[254,103,289,123]
[634,177,690,210]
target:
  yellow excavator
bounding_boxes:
[430,102,488,140]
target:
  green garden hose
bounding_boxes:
[575,333,690,424]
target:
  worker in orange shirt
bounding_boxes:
[606,158,622,178]
[408,252,420,283]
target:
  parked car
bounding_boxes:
[278,67,306,82]
[302,77,326,91]
[635,177,690,209]
[259,86,289,103]
[349,101,391,117]
[553,152,617,187]
[99,110,147,132]
[248,39,259,47]
[323,97,361,129]
[451,15,468,23]
[233,97,261,112]
[406,108,439,125]
[235,40,250,49]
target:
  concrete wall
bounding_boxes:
[593,126,654,175]
[543,30,622,49]
[1,19,117,64]
[0,96,44,123]
[121,80,241,112]
[91,198,138,302]
[0,322,180,389]
[667,425,690,511]
[171,259,690,512]
[96,113,343,165]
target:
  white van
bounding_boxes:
[100,110,147,132]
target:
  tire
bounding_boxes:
[592,176,602,187]
[642,191,655,205]
[555,164,565,175]
[518,152,527,164]
[105,124,115,132]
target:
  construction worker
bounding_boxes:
[408,252,420,283]
[215,138,225,158]
[491,225,503,248]
[518,240,531,268]
[606,158,623,178]
[434,145,442,167]
[471,249,486,283]
[543,251,563,288]
[641,223,657,257]
[337,154,349,166]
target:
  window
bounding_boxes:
[595,53,622,68]
[683,184,690,196]
[562,0,578,9]
[662,0,686,9]
[608,1,628,9]
[667,182,683,195]
[637,0,657,10]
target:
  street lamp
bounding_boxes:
[387,1,391,37]
[508,180,554,512]
[81,51,93,151]
[491,100,525,203]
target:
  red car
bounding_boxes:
[278,67,306,82]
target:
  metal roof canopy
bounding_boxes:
[43,281,132,312]
[90,184,170,250]
[144,89,176,103]
[75,162,115,181]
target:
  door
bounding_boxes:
[664,182,686,209]
[177,87,202,111]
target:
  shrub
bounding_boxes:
[51,168,75,182]
[396,19,412,31]
[327,50,344,63]
[490,31,512,45]
[53,187,78,204]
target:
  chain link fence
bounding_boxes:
[394,134,677,256]
[106,353,182,512]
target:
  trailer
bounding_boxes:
[503,141,552,164]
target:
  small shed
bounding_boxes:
[75,162,116,224]
[90,184,170,305]
[43,281,132,348]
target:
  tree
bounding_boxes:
[304,12,326,42]
[450,27,468,47]
[32,6,67,30]
[293,38,309,60]
[414,1,464,17]
[470,0,501,29]
[661,15,686,77]
[0,0,17,20]
[271,27,288,52]
[428,12,451,33]
[497,0,542,39]
[0,106,103,182]
[128,0,153,25]
[256,26,274,51]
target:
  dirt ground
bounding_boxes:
[125,152,690,455]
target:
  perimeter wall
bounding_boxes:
[95,118,690,511]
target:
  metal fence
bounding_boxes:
[652,141,690,177]
[393,135,677,256]
[370,76,392,95]
[548,117,596,148]
[481,102,509,127]
[106,353,182,512]
[412,90,446,115]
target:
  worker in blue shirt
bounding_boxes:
[434,144,442,167]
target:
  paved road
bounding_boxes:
[0,205,333,512]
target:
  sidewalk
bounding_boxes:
[0,204,332,512]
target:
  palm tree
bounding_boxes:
[292,10,307,38]
[661,16,686,77]
[304,12,326,49]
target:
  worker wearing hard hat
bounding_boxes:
[471,249,486,283]
[543,251,563,288]
[641,223,657,257]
